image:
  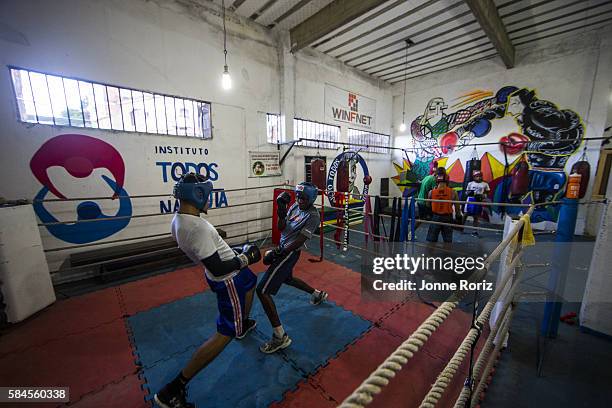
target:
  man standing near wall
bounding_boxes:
[426,173,462,243]
[154,173,261,408]
[417,161,439,221]
[256,182,328,353]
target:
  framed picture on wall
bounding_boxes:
[249,151,281,177]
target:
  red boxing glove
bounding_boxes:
[439,132,458,154]
[500,133,529,155]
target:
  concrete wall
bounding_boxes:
[0,0,394,279]
[389,27,612,232]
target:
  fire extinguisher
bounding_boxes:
[566,172,582,199]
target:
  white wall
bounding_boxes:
[287,43,394,199]
[389,27,612,232]
[0,0,395,278]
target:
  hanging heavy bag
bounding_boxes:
[510,158,530,196]
[336,159,350,193]
[570,151,590,199]
[310,158,326,191]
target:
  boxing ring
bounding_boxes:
[0,186,605,407]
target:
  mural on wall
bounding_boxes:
[31,134,132,244]
[30,136,232,244]
[394,86,585,222]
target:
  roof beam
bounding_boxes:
[289,0,388,52]
[465,0,515,68]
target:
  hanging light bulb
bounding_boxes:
[399,122,407,132]
[222,64,232,90]
[221,0,232,90]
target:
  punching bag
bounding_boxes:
[510,159,530,196]
[336,159,350,193]
[570,160,590,199]
[311,158,326,191]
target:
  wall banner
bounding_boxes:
[249,151,281,177]
[325,84,376,129]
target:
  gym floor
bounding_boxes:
[1,224,610,407]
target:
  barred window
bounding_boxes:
[347,128,390,154]
[266,113,284,144]
[9,67,212,138]
[294,118,340,149]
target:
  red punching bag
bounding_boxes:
[310,158,326,191]
[570,155,590,199]
[510,158,530,196]
[336,159,350,193]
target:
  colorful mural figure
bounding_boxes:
[395,86,585,222]
[31,134,132,244]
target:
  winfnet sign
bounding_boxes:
[325,84,376,129]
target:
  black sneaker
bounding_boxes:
[236,319,257,340]
[310,290,328,305]
[154,383,194,408]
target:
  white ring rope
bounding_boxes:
[339,207,534,408]
[419,248,523,408]
[339,301,461,408]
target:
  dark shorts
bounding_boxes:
[206,267,257,337]
[426,214,453,243]
[257,250,301,295]
[418,203,432,220]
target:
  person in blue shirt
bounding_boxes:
[257,182,328,354]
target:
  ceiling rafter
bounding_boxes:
[289,0,388,52]
[465,0,515,68]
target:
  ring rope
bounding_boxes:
[452,285,524,408]
[31,183,289,203]
[339,300,461,408]
[37,199,274,226]
[339,207,533,408]
[419,249,524,408]
[469,309,515,407]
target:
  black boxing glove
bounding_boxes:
[263,246,285,266]
[231,246,243,256]
[237,244,261,268]
[276,192,291,220]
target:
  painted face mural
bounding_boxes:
[31,134,132,244]
[395,86,585,222]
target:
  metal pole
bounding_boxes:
[541,198,579,338]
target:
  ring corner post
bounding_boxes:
[541,197,579,338]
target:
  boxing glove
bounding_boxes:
[276,192,291,219]
[231,246,243,256]
[237,244,262,269]
[263,247,284,266]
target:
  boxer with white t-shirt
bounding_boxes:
[154,173,261,408]
[465,170,490,237]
